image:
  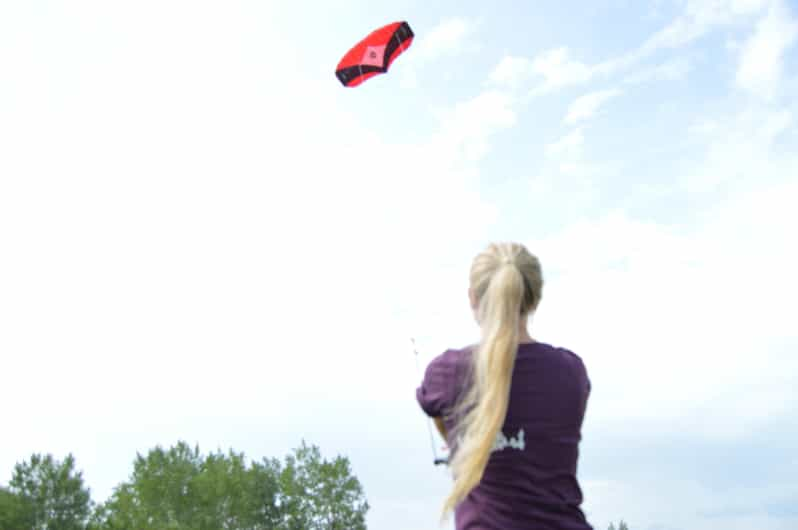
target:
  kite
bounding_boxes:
[335,21,414,87]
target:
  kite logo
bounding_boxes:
[361,45,386,68]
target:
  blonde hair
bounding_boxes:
[441,242,543,520]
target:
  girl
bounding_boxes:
[417,242,593,529]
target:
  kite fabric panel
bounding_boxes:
[335,21,414,87]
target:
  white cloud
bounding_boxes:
[432,89,518,162]
[689,116,721,136]
[529,47,595,93]
[623,57,693,84]
[487,55,534,87]
[532,126,617,214]
[557,161,621,178]
[399,17,476,88]
[564,89,622,124]
[413,17,474,62]
[596,0,772,77]
[683,106,794,192]
[541,127,621,180]
[491,0,777,96]
[545,127,585,159]
[640,0,770,53]
[736,0,798,99]
[488,48,597,93]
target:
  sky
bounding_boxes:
[1,0,797,529]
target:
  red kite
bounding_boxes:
[335,21,414,87]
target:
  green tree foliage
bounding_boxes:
[8,453,92,530]
[95,441,282,530]
[275,440,369,530]
[89,440,368,530]
[0,486,34,530]
[608,520,630,530]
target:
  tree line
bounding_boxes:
[0,440,368,530]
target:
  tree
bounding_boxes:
[4,440,369,530]
[608,520,630,530]
[95,441,282,530]
[275,440,369,530]
[8,453,92,530]
[0,486,34,530]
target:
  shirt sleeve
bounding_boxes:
[416,349,458,418]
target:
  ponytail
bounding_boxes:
[441,248,535,520]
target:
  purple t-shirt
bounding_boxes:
[416,341,593,530]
